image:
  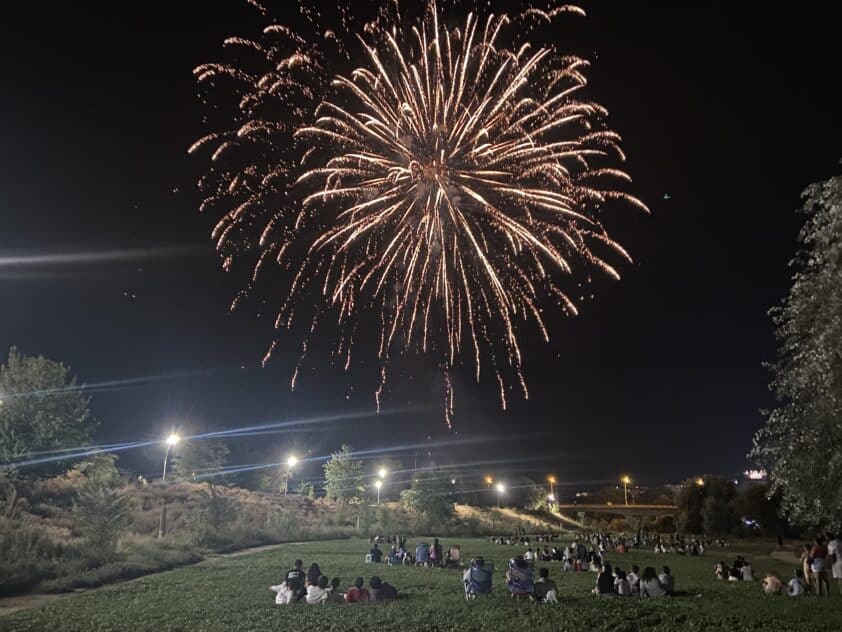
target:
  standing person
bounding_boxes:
[345,577,370,603]
[799,544,812,593]
[809,536,830,596]
[430,538,443,567]
[827,533,842,595]
[284,560,307,603]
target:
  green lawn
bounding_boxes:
[2,538,840,631]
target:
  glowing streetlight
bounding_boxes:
[495,482,506,508]
[484,475,493,486]
[374,479,383,505]
[547,475,557,499]
[377,467,388,479]
[283,454,298,496]
[158,432,181,539]
[695,477,705,487]
[451,478,456,485]
[621,475,632,506]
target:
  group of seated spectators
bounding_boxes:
[592,562,675,598]
[714,556,754,582]
[270,559,398,605]
[370,537,462,567]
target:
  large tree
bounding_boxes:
[751,171,842,530]
[400,469,455,522]
[322,444,364,502]
[0,348,93,516]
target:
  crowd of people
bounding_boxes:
[761,534,842,597]
[270,559,399,605]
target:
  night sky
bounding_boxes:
[2,1,841,491]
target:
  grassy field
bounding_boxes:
[1,537,840,632]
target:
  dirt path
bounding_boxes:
[0,542,289,617]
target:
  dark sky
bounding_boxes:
[1,1,841,491]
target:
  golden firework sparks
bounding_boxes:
[191,1,648,426]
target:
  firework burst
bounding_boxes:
[191,0,647,426]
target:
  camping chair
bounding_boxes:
[507,559,534,598]
[464,561,495,600]
[415,542,431,567]
[447,545,462,567]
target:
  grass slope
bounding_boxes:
[2,538,840,632]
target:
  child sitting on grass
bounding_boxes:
[788,569,806,597]
[269,581,292,605]
[345,577,370,603]
[534,567,558,603]
[306,575,329,604]
[325,577,345,604]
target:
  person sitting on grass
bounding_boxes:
[430,538,443,567]
[345,577,370,603]
[369,576,398,601]
[762,572,783,595]
[306,575,329,604]
[269,581,292,605]
[284,560,307,603]
[639,567,667,598]
[740,560,754,582]
[534,567,558,603]
[728,565,741,582]
[628,565,641,593]
[325,577,344,604]
[615,569,631,596]
[307,563,323,587]
[593,563,614,596]
[788,569,806,597]
[658,566,675,595]
[714,561,727,581]
[369,543,383,563]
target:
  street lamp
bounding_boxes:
[695,477,705,487]
[374,479,383,505]
[158,433,180,539]
[495,482,505,508]
[547,475,556,499]
[378,467,388,479]
[284,455,298,496]
[547,493,556,503]
[484,475,493,486]
[621,475,632,506]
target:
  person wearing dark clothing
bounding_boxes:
[285,560,307,602]
[307,563,322,587]
[369,543,383,563]
[594,563,614,595]
[369,576,398,601]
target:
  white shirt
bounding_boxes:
[524,550,535,561]
[740,565,753,581]
[615,578,631,596]
[787,578,804,597]
[306,585,327,604]
[271,583,291,605]
[658,573,675,593]
[627,572,640,592]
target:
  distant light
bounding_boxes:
[547,475,556,484]
[287,455,299,468]
[495,482,505,494]
[484,475,493,485]
[165,433,180,447]
[744,469,767,481]
[378,467,387,479]
[547,494,555,502]
[695,477,705,487]
[451,478,456,485]
[621,475,631,485]
[374,479,383,489]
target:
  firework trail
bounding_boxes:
[191,0,647,426]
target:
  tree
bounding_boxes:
[322,444,364,502]
[74,455,132,553]
[0,348,93,516]
[751,171,842,530]
[399,470,455,522]
[700,478,738,535]
[676,480,705,533]
[172,439,230,483]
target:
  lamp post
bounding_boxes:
[695,477,705,487]
[621,475,631,506]
[284,455,298,496]
[374,479,383,505]
[547,475,556,500]
[158,433,180,539]
[495,482,505,508]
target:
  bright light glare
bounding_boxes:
[547,475,556,484]
[374,479,383,489]
[377,467,387,479]
[484,475,493,485]
[621,475,631,485]
[165,433,180,447]
[695,477,705,486]
[495,482,505,494]
[547,493,555,502]
[287,455,299,468]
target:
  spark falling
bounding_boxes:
[191,0,647,425]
